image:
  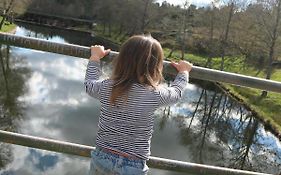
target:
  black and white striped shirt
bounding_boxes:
[84,60,189,160]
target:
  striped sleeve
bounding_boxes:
[84,60,103,100]
[157,72,189,107]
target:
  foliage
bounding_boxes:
[0,16,16,32]
[0,0,31,15]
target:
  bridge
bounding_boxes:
[0,32,280,175]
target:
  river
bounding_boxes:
[0,23,280,175]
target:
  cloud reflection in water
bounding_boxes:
[2,42,97,174]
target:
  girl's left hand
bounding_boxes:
[90,45,111,61]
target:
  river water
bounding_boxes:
[0,23,280,175]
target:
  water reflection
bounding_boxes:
[1,146,89,175]
[16,22,119,50]
[153,86,281,174]
[0,25,280,175]
[0,44,31,170]
[0,45,30,131]
[1,27,97,174]
[27,149,59,171]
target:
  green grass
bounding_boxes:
[0,17,16,32]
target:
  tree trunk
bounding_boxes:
[220,2,234,71]
[181,2,189,60]
[199,91,217,163]
[141,0,150,33]
[118,23,124,36]
[6,46,10,73]
[206,5,215,68]
[188,89,205,129]
[102,23,106,34]
[0,44,10,99]
[261,0,281,97]
[214,93,224,119]
[240,118,258,169]
[167,45,176,58]
[108,23,112,37]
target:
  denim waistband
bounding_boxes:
[90,147,149,174]
[93,147,145,164]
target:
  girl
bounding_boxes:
[85,35,192,175]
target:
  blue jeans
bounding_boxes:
[89,147,149,175]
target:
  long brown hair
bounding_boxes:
[110,35,164,104]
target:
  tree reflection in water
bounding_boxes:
[0,44,30,169]
[159,83,281,174]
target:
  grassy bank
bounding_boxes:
[0,17,16,33]
[93,25,281,136]
[177,53,281,135]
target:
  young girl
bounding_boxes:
[85,35,192,175]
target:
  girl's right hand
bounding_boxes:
[90,45,111,62]
[171,60,193,73]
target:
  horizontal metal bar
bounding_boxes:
[0,31,281,93]
[0,130,272,175]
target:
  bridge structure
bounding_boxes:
[0,32,280,175]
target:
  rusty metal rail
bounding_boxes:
[0,130,273,175]
[0,32,281,93]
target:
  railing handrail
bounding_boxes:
[0,130,273,175]
[0,32,281,93]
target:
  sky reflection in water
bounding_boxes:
[0,26,280,175]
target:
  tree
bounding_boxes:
[141,0,151,32]
[152,3,182,57]
[202,1,220,68]
[0,0,31,29]
[219,1,235,70]
[231,4,264,69]
[257,0,281,97]
[180,1,195,59]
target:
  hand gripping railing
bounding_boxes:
[0,130,273,175]
[0,32,281,93]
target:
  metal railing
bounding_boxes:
[0,32,280,175]
[0,32,281,93]
[0,130,273,175]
